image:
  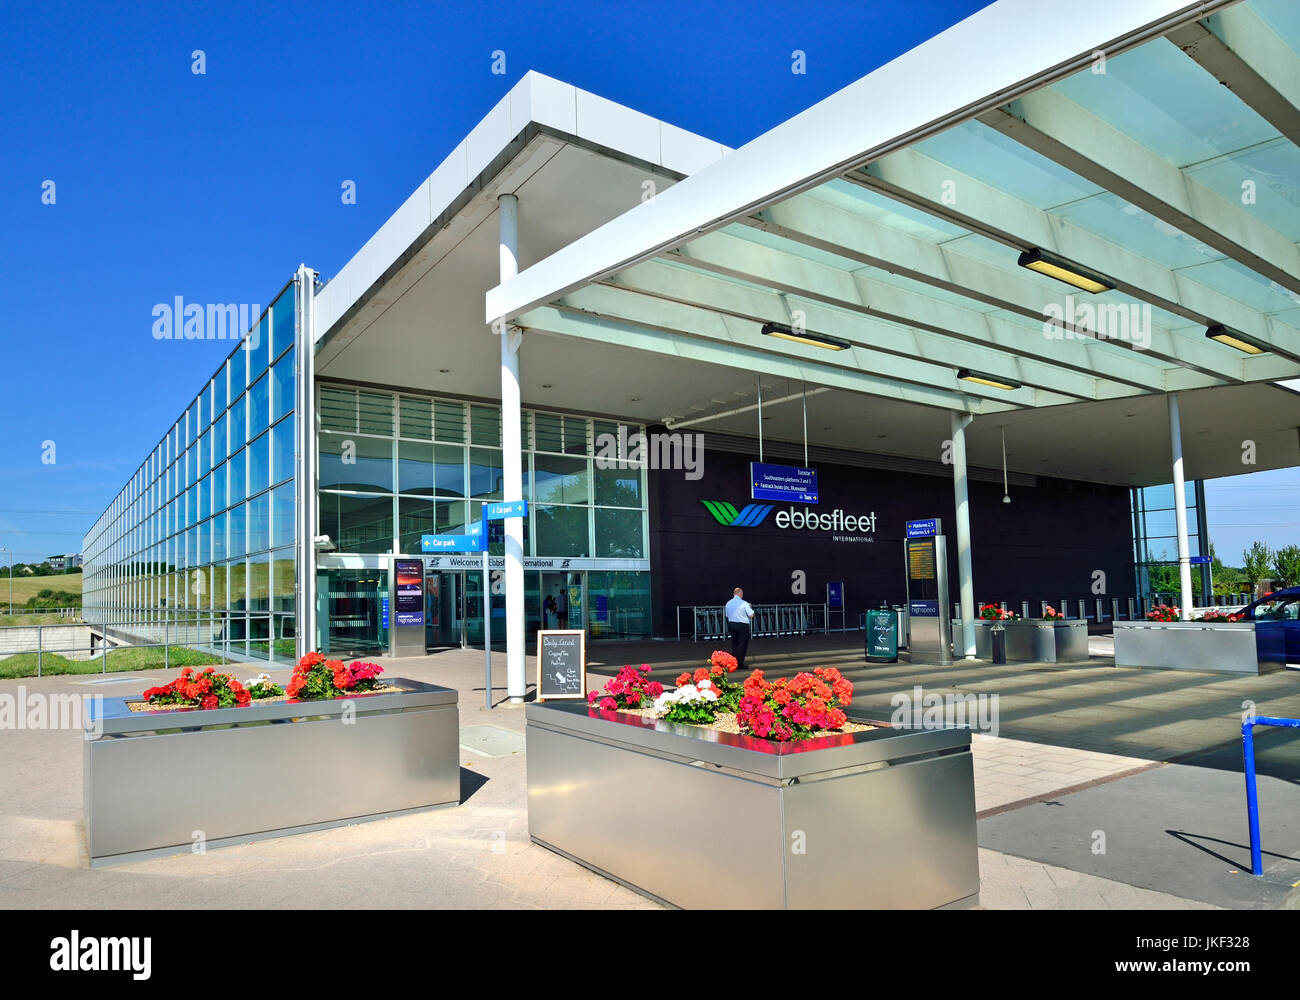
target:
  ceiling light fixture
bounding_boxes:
[761,322,850,351]
[1205,323,1268,355]
[1017,248,1115,294]
[957,368,1022,391]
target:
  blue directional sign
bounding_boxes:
[485,500,528,519]
[906,518,941,538]
[750,462,818,504]
[1189,556,1211,565]
[421,531,485,553]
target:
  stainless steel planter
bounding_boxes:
[526,702,979,909]
[972,620,1089,662]
[84,679,460,865]
[1112,621,1278,674]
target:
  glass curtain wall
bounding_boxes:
[1131,481,1211,606]
[316,385,652,639]
[81,284,298,660]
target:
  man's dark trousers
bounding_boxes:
[728,621,751,669]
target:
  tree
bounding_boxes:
[1273,545,1300,589]
[1243,541,1273,589]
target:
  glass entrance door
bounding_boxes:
[540,571,584,632]
[320,567,388,656]
[425,569,465,650]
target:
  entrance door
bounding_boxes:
[425,570,466,649]
[540,571,584,632]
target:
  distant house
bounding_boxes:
[46,554,83,571]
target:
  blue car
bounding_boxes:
[1241,586,1300,668]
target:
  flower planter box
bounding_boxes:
[525,702,979,909]
[84,678,460,866]
[1112,621,1279,674]
[972,619,1089,662]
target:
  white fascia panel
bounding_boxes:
[574,89,662,166]
[315,174,433,337]
[465,91,515,181]
[511,71,578,136]
[486,0,1227,323]
[659,121,729,176]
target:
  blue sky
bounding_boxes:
[0,0,1295,568]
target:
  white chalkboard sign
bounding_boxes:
[537,630,586,701]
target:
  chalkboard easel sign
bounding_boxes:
[537,630,586,701]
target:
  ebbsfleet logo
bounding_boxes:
[701,500,877,534]
[701,500,774,527]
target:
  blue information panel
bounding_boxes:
[906,518,941,538]
[381,597,389,629]
[827,581,844,609]
[909,599,939,617]
[750,462,818,504]
[485,500,528,519]
[421,533,485,553]
[1189,556,1210,565]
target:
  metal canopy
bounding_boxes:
[487,0,1300,427]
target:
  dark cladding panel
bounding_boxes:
[648,445,1133,635]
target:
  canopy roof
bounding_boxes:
[486,0,1300,485]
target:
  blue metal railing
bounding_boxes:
[1242,715,1300,876]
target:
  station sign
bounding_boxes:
[905,518,942,538]
[827,581,844,609]
[750,462,819,504]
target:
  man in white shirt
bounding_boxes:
[725,587,755,669]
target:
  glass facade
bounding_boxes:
[82,284,298,660]
[316,386,649,561]
[1131,481,1211,604]
[316,384,653,648]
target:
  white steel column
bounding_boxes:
[294,264,318,659]
[950,411,976,659]
[499,194,526,704]
[1168,393,1194,617]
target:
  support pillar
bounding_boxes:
[1168,393,1194,617]
[950,411,976,659]
[499,194,526,704]
[294,264,318,659]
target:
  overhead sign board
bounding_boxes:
[750,462,819,504]
[906,518,941,538]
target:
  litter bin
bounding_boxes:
[865,609,898,664]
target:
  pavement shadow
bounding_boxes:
[1167,829,1299,872]
[459,766,489,804]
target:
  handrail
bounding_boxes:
[1241,715,1300,876]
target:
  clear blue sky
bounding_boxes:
[0,0,1294,568]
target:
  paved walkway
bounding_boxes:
[3,635,1295,908]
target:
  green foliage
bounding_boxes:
[1243,540,1273,586]
[661,699,720,726]
[1273,545,1300,588]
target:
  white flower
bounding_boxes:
[697,678,714,690]
[701,688,718,701]
[244,672,272,687]
[677,684,698,700]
